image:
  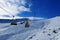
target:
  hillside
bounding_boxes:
[0,16,60,40]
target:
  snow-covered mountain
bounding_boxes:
[0,16,60,40]
[25,16,60,40]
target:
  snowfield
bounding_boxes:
[0,16,60,40]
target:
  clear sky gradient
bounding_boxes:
[18,0,60,18]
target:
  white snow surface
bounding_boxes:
[0,16,60,40]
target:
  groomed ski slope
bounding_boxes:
[0,16,60,40]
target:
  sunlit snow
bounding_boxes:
[0,16,60,40]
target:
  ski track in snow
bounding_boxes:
[0,16,60,40]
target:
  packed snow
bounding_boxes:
[0,16,60,40]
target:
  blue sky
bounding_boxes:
[0,0,60,18]
[18,0,60,18]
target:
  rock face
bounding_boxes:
[0,16,60,40]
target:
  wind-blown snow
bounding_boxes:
[0,16,60,40]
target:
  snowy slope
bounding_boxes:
[25,16,60,40]
[0,18,46,40]
[0,16,60,40]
